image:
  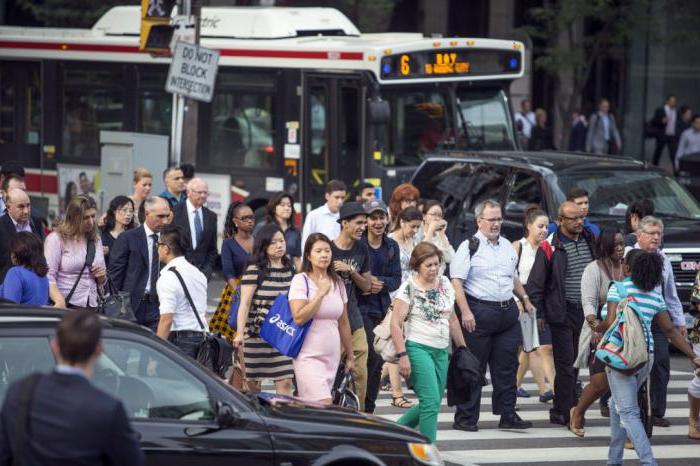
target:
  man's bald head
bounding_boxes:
[558,201,584,238]
[186,177,209,209]
[144,196,171,232]
[6,188,31,224]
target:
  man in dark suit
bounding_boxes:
[0,312,144,466]
[109,196,171,331]
[172,177,218,280]
[0,189,45,282]
[650,95,680,168]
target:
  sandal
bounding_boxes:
[391,395,414,409]
[568,407,585,437]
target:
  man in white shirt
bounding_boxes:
[675,114,700,172]
[301,179,346,247]
[652,95,679,168]
[514,99,536,143]
[156,224,208,358]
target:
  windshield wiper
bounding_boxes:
[655,212,695,220]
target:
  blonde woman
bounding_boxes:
[130,167,153,226]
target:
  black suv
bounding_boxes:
[411,150,700,307]
[0,307,442,466]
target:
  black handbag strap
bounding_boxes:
[65,239,96,306]
[169,267,206,333]
[13,373,43,466]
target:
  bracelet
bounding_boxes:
[396,351,408,358]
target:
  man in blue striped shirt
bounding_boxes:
[625,215,687,428]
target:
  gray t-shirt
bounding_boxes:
[562,236,593,303]
[331,241,370,333]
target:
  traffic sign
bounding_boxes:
[165,41,220,103]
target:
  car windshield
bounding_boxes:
[455,87,517,151]
[556,170,700,220]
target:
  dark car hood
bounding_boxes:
[254,392,426,443]
[656,218,700,248]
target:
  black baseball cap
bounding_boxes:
[337,201,367,223]
[0,161,25,178]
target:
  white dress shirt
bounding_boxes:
[156,256,208,331]
[451,230,518,302]
[10,215,31,232]
[665,105,677,136]
[301,203,340,247]
[144,223,158,293]
[186,199,202,250]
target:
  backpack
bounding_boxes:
[595,282,651,374]
[468,235,479,258]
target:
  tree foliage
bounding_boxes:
[14,0,139,28]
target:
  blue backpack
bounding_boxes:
[595,282,651,374]
[259,275,311,358]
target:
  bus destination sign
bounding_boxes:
[380,48,521,80]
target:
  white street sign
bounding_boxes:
[166,41,220,103]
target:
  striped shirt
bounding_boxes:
[606,278,668,352]
[562,236,593,303]
[241,263,295,337]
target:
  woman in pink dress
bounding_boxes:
[289,233,355,404]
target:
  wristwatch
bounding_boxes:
[521,294,529,301]
[396,351,408,358]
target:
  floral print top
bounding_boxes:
[689,271,700,348]
[395,275,455,349]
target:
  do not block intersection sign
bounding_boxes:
[166,41,220,103]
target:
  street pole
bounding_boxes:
[180,0,201,166]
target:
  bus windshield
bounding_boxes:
[455,87,517,151]
[379,86,517,167]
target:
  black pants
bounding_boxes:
[363,314,384,413]
[550,302,584,420]
[650,322,671,417]
[454,299,521,425]
[168,331,204,359]
[136,299,160,332]
[652,135,678,169]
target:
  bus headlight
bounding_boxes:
[407,442,444,466]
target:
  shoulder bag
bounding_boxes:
[97,278,137,322]
[169,267,234,378]
[373,281,414,363]
[64,239,95,308]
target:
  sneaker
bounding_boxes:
[600,404,610,418]
[516,387,531,398]
[539,390,554,403]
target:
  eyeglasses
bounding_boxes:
[236,215,255,222]
[426,211,443,218]
[156,241,168,248]
[479,217,503,224]
[191,190,209,196]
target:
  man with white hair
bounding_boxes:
[172,177,218,280]
[0,189,45,281]
[626,215,687,428]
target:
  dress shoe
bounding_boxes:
[499,413,533,429]
[452,421,478,432]
[600,404,610,418]
[539,390,554,403]
[652,416,671,427]
[549,410,568,426]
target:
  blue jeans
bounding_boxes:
[606,360,655,466]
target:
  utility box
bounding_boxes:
[99,131,169,211]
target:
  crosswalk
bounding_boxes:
[372,369,698,466]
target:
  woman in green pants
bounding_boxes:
[390,242,467,442]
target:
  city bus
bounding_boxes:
[0,5,524,217]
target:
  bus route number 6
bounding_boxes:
[400,55,410,76]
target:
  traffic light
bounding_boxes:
[140,0,176,53]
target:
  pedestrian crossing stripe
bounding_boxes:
[434,425,689,441]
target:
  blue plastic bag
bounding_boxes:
[259,276,310,357]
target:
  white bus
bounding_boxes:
[0,6,524,213]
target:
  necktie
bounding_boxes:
[194,210,203,248]
[150,233,159,293]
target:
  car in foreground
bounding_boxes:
[0,306,443,466]
[410,150,700,307]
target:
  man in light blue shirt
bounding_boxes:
[450,199,535,431]
[675,114,700,172]
[625,215,686,428]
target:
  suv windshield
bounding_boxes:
[556,170,700,220]
[455,87,517,151]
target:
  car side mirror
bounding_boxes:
[215,401,239,427]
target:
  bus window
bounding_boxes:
[138,69,171,136]
[455,87,516,151]
[379,89,452,167]
[0,67,15,144]
[62,66,124,162]
[209,93,275,170]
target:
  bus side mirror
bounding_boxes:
[368,99,390,125]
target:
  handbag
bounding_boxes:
[227,346,248,392]
[209,281,239,344]
[226,283,243,331]
[258,275,310,358]
[64,239,95,308]
[169,267,234,378]
[332,364,360,410]
[97,278,137,322]
[373,282,414,363]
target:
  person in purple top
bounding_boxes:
[0,232,49,305]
